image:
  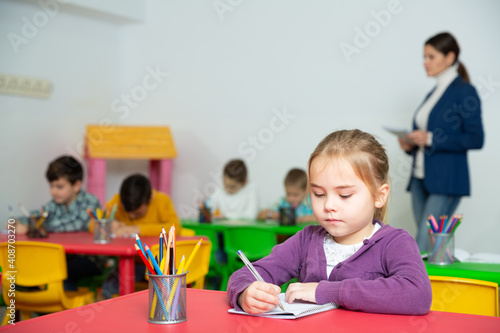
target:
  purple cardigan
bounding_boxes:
[227,220,432,315]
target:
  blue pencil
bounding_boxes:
[145,245,162,275]
[135,234,147,257]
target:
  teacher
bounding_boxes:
[399,32,484,251]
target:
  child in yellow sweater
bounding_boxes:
[99,174,181,298]
[90,174,181,237]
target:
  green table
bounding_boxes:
[425,261,500,285]
[181,219,315,290]
[182,219,315,236]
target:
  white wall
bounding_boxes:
[1,0,499,253]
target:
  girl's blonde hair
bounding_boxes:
[308,129,390,222]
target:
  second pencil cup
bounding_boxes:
[428,233,454,265]
[279,207,296,226]
[93,219,112,244]
[147,273,188,324]
[199,207,211,223]
[27,216,48,239]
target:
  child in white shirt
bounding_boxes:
[209,159,258,219]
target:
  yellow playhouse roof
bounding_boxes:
[85,125,177,159]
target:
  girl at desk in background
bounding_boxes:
[228,129,432,315]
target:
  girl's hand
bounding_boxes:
[238,281,281,314]
[285,282,319,304]
[406,130,429,146]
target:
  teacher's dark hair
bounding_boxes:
[425,32,469,83]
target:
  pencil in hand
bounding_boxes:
[237,250,285,311]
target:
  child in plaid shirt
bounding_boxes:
[10,155,104,290]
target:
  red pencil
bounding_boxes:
[86,208,96,219]
[134,244,155,274]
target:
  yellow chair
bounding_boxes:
[429,275,499,317]
[0,241,94,325]
[179,228,196,236]
[149,238,211,289]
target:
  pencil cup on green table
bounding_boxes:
[147,272,188,324]
[279,207,296,225]
[199,205,211,223]
[428,233,454,265]
[93,219,112,244]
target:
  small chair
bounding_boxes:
[222,227,277,290]
[189,224,228,290]
[429,275,499,317]
[149,238,211,289]
[179,228,196,237]
[0,241,95,325]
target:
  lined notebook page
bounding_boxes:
[228,293,339,320]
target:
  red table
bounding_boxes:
[1,232,200,295]
[1,289,499,332]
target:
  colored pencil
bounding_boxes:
[238,250,285,311]
[134,244,155,274]
[167,255,186,309]
[184,238,202,273]
[427,214,439,232]
[135,234,147,257]
[159,233,164,264]
[109,204,117,221]
[172,224,176,273]
[164,227,174,274]
[145,245,162,275]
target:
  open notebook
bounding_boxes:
[228,293,339,319]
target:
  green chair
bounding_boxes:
[222,227,277,290]
[189,224,228,290]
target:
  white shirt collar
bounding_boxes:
[435,62,459,88]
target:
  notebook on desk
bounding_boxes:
[228,293,339,319]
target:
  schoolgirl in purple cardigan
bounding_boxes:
[228,129,432,315]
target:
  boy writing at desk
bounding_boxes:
[228,130,432,315]
[9,155,103,290]
[257,168,315,223]
[98,173,182,298]
[90,173,182,237]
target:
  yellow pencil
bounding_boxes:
[150,255,168,320]
[36,211,49,229]
[184,238,203,273]
[159,254,166,275]
[167,256,186,308]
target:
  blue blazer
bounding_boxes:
[408,76,484,196]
